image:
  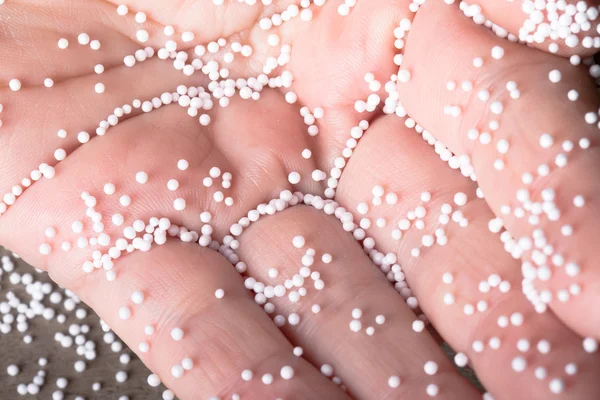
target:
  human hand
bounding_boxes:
[0,0,599,399]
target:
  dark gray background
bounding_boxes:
[0,247,162,400]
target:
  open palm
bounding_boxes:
[1,0,600,399]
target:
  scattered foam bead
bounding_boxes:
[412,320,425,332]
[174,198,186,211]
[118,307,131,320]
[454,353,468,368]
[321,364,334,377]
[539,133,554,149]
[280,366,294,380]
[164,25,175,36]
[424,361,438,375]
[39,244,51,255]
[241,369,253,381]
[490,101,503,114]
[372,185,384,197]
[7,364,19,376]
[135,172,148,184]
[171,365,184,378]
[104,183,116,195]
[58,38,69,49]
[388,375,400,388]
[489,337,501,350]
[288,313,300,325]
[549,378,564,394]
[454,192,467,207]
[77,33,90,45]
[568,90,579,101]
[261,373,274,385]
[182,358,194,370]
[349,320,362,332]
[135,11,147,23]
[116,370,128,383]
[131,291,144,305]
[9,79,21,91]
[209,167,221,179]
[357,202,369,215]
[167,179,179,191]
[292,235,305,248]
[426,384,439,397]
[584,338,598,353]
[171,327,184,341]
[54,149,66,160]
[548,70,562,83]
[144,325,155,335]
[463,304,474,315]
[491,46,504,59]
[534,367,547,380]
[443,293,455,305]
[510,312,524,326]
[72,220,85,234]
[116,4,128,15]
[517,339,530,352]
[386,192,399,205]
[511,356,527,372]
[565,363,578,376]
[74,360,86,372]
[537,340,551,354]
[177,159,189,171]
[163,390,175,400]
[147,374,161,387]
[442,272,454,284]
[136,29,149,42]
[288,172,301,184]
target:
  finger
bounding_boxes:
[234,204,479,399]
[399,0,600,340]
[0,89,321,278]
[0,0,287,211]
[0,56,205,205]
[286,0,406,171]
[336,115,600,399]
[460,0,600,56]
[83,241,348,399]
[0,97,344,398]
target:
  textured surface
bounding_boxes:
[0,247,161,400]
[0,246,483,399]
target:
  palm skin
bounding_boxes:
[1,0,600,399]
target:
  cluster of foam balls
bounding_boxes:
[0,0,599,399]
